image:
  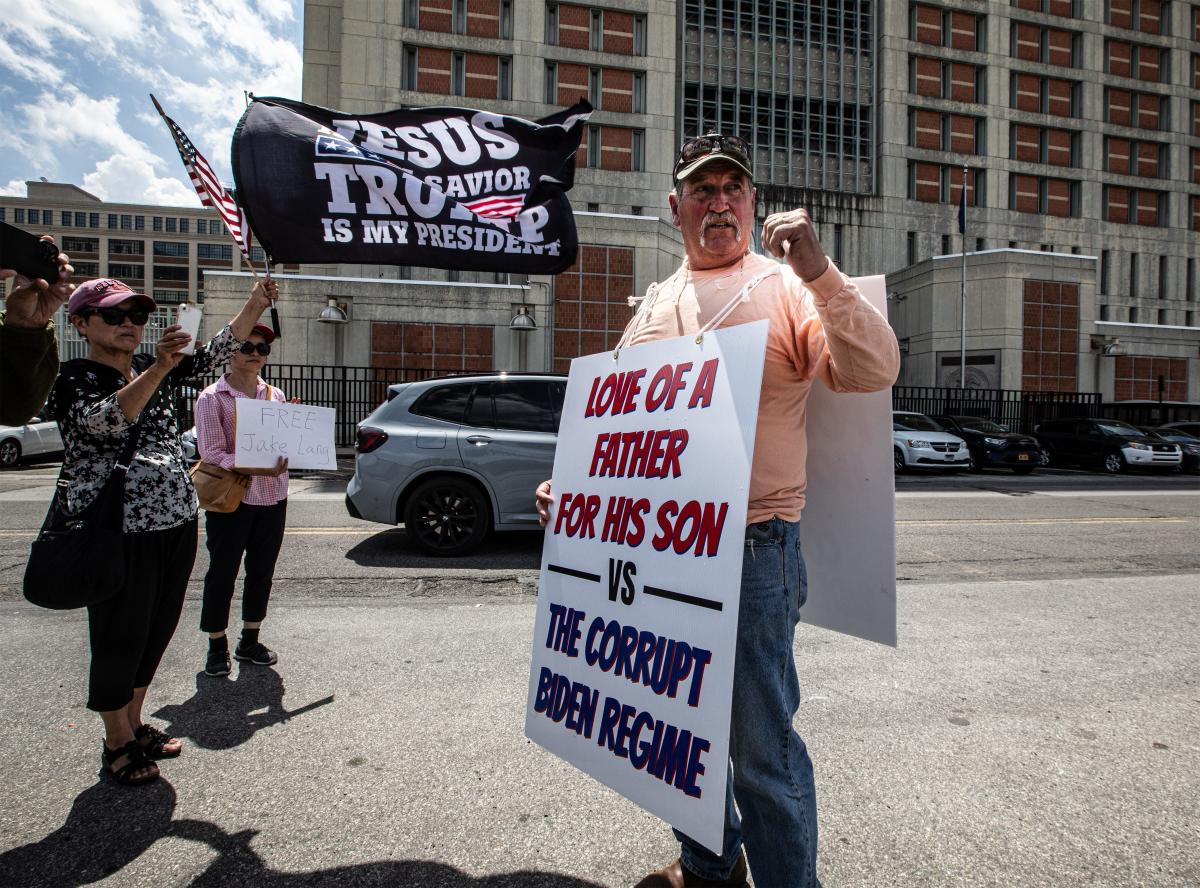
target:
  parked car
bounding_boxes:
[1160,421,1200,439]
[346,373,567,556]
[1034,418,1181,473]
[930,415,1041,474]
[0,415,63,468]
[892,411,970,472]
[1141,427,1200,474]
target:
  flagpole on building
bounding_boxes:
[959,162,968,391]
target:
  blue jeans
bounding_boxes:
[675,517,821,887]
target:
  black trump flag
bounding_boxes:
[232,97,592,275]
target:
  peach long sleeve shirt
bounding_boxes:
[622,252,899,524]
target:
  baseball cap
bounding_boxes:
[249,323,276,343]
[673,133,753,182]
[68,279,157,316]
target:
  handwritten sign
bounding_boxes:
[233,400,337,471]
[525,320,767,854]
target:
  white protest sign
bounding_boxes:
[233,400,337,471]
[526,320,767,854]
[802,275,897,646]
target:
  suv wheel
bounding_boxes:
[1103,451,1127,474]
[403,476,491,556]
[893,447,906,473]
[0,439,20,468]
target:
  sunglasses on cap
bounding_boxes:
[79,306,150,326]
[674,134,752,178]
[238,341,272,356]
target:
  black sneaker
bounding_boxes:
[205,648,231,676]
[234,640,278,666]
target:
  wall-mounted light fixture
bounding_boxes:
[318,297,349,324]
[509,305,536,330]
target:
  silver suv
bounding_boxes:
[346,373,566,555]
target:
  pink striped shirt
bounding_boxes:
[194,375,289,506]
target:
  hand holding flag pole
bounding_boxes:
[150,94,280,339]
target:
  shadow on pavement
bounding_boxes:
[151,668,334,750]
[0,779,177,887]
[174,819,605,886]
[0,788,603,888]
[345,529,544,570]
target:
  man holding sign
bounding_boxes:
[536,134,899,887]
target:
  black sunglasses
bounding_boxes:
[81,306,150,326]
[238,341,271,356]
[675,134,752,171]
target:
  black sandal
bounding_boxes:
[101,740,159,785]
[134,723,182,759]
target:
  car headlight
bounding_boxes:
[906,439,932,449]
[1126,442,1150,451]
[1184,445,1200,455]
[983,437,1007,447]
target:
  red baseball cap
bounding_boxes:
[68,279,157,316]
[249,323,276,343]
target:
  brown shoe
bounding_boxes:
[633,854,748,888]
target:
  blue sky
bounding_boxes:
[0,0,303,206]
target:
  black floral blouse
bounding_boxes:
[48,326,241,533]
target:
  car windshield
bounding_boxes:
[1156,431,1198,443]
[956,417,1006,433]
[893,413,943,432]
[1096,421,1143,437]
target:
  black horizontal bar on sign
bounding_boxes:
[643,585,723,612]
[547,563,602,583]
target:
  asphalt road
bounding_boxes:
[0,464,1197,887]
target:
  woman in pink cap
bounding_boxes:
[46,277,279,785]
[193,322,290,678]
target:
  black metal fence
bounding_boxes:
[172,364,440,446]
[892,386,1102,434]
[163,365,1189,447]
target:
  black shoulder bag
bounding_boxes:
[23,394,157,610]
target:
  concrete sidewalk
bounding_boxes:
[0,575,1197,887]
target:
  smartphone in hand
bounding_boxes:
[0,222,61,282]
[176,302,203,356]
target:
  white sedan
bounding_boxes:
[0,415,63,468]
[893,410,970,472]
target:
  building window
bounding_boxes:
[1101,250,1110,294]
[153,216,163,232]
[197,243,232,261]
[545,3,558,44]
[632,130,644,172]
[62,236,98,253]
[74,212,85,227]
[403,47,418,90]
[833,224,845,266]
[153,241,189,257]
[500,0,513,38]
[634,15,647,55]
[587,126,600,168]
[907,231,918,265]
[1130,253,1139,299]
[120,214,132,230]
[499,57,512,100]
[108,263,143,280]
[108,238,143,255]
[107,213,117,228]
[13,208,24,224]
[1100,304,1110,321]
[1129,307,1139,323]
[89,213,99,228]
[452,0,466,34]
[544,62,557,103]
[632,73,646,113]
[165,218,176,232]
[403,0,418,28]
[179,218,189,234]
[941,234,952,254]
[589,9,602,50]
[1158,255,1168,299]
[1188,258,1196,301]
[196,219,208,235]
[589,68,601,106]
[60,211,71,226]
[153,266,189,282]
[975,238,985,251]
[27,209,39,225]
[249,246,266,263]
[452,52,465,96]
[134,215,144,230]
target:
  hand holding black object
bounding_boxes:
[2,236,74,329]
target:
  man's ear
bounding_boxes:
[668,191,681,229]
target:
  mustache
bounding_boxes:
[699,211,740,248]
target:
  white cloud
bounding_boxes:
[0,179,27,196]
[81,153,199,206]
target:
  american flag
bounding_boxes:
[464,195,525,219]
[151,94,253,262]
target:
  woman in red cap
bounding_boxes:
[193,323,290,678]
[47,277,279,785]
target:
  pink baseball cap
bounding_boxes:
[68,279,157,316]
[249,323,277,343]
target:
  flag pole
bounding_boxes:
[960,162,968,391]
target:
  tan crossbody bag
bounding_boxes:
[189,385,274,512]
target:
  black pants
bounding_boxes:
[200,500,287,633]
[86,518,198,712]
